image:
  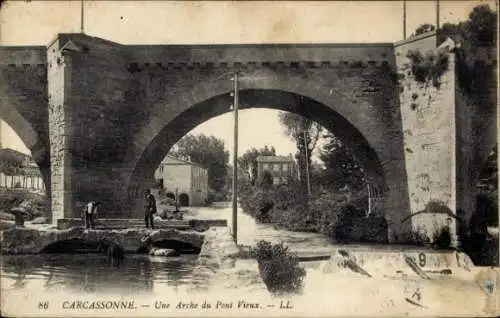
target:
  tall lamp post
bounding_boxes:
[231,71,239,243]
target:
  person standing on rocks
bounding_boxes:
[144,189,157,229]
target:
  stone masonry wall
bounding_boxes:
[53,35,142,217]
[0,47,51,210]
[126,56,411,241]
[4,35,412,241]
[47,39,73,223]
[395,33,459,246]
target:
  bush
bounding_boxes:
[207,189,228,203]
[432,226,452,249]
[406,49,449,88]
[251,240,306,295]
[0,189,48,220]
[476,191,498,227]
[272,203,311,231]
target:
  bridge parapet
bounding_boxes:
[125,42,395,65]
[0,46,46,66]
[127,59,395,74]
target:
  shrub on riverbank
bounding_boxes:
[239,180,388,243]
[0,189,48,221]
[251,240,306,295]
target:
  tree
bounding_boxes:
[168,134,229,192]
[466,4,497,44]
[439,4,496,45]
[0,148,26,188]
[318,132,366,192]
[258,170,274,189]
[238,146,276,184]
[278,112,322,193]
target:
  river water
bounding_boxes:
[1,204,496,316]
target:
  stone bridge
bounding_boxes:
[0,226,204,254]
[0,31,496,245]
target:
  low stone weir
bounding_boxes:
[0,226,204,254]
[321,248,475,278]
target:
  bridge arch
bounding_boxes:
[0,98,50,200]
[0,101,39,151]
[125,66,411,241]
[129,89,388,192]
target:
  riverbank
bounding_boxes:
[2,205,498,317]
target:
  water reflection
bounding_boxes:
[1,254,199,295]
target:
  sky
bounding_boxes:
[0,0,493,162]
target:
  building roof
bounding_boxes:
[256,155,294,163]
[159,155,206,170]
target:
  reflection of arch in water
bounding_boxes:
[178,193,189,207]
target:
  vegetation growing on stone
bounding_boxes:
[250,240,306,294]
[412,23,436,37]
[406,49,449,88]
[432,226,452,249]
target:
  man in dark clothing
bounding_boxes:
[82,201,100,230]
[144,189,157,229]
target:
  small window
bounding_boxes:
[273,177,280,185]
[282,163,288,172]
[273,164,280,172]
[262,163,269,170]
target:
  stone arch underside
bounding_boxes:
[126,87,411,241]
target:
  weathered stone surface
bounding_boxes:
[30,216,47,224]
[0,227,204,254]
[56,218,226,230]
[0,212,15,221]
[320,248,475,277]
[0,31,496,244]
[0,219,14,230]
[190,227,267,293]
